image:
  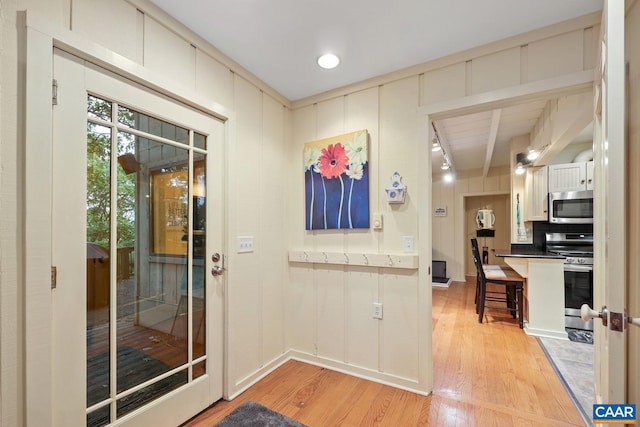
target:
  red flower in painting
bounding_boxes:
[318,143,348,179]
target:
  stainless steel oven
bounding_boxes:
[563,263,594,330]
[549,190,594,224]
[546,233,594,331]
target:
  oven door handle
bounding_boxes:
[564,264,593,272]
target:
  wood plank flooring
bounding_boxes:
[182,279,585,426]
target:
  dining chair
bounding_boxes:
[470,238,524,328]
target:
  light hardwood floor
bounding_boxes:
[182,279,585,426]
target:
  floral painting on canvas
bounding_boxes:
[303,130,369,230]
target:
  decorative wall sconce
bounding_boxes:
[385,172,406,204]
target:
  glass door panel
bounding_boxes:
[86,95,209,426]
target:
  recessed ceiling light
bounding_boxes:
[317,53,340,69]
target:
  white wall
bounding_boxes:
[432,168,511,280]
[1,1,23,425]
[0,0,604,423]
[287,80,428,391]
[5,0,291,418]
[287,12,599,390]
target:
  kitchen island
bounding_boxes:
[493,249,567,339]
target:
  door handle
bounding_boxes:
[211,265,224,276]
[581,304,608,327]
[628,314,640,328]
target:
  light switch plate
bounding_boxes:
[372,213,383,230]
[237,236,254,253]
[372,302,383,319]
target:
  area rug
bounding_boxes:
[537,337,594,426]
[567,327,594,344]
[215,401,307,427]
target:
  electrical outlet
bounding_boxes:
[237,236,254,253]
[372,302,383,319]
[402,236,414,253]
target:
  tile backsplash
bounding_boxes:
[511,221,593,252]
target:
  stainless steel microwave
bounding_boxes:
[549,190,594,224]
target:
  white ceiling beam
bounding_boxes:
[483,109,502,177]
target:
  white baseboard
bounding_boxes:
[524,324,569,340]
[224,350,432,401]
[431,278,452,288]
[287,351,431,396]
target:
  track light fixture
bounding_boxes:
[526,148,540,161]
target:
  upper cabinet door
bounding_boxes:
[525,166,548,221]
[548,161,591,193]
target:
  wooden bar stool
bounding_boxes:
[470,238,524,328]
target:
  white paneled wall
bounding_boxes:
[72,0,143,63]
[432,168,511,281]
[16,0,291,401]
[2,1,607,421]
[287,76,426,392]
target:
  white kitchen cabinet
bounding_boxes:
[548,161,594,192]
[585,160,594,190]
[525,166,548,221]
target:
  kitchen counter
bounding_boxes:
[493,249,565,259]
[493,251,566,339]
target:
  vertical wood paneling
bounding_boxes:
[72,0,142,63]
[1,5,21,423]
[471,48,520,94]
[144,17,196,89]
[381,272,419,378]
[345,88,380,252]
[379,77,420,254]
[468,171,485,193]
[20,0,67,28]
[464,194,510,273]
[315,266,345,361]
[12,0,607,408]
[291,105,317,249]
[422,63,467,105]
[261,95,286,361]
[286,266,316,353]
[432,169,510,280]
[377,77,420,378]
[527,30,584,82]
[346,268,379,367]
[230,76,263,380]
[195,50,234,110]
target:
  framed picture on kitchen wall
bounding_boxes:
[303,130,370,230]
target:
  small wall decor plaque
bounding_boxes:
[434,206,447,217]
[385,172,406,204]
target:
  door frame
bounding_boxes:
[592,0,627,405]
[24,20,235,426]
[419,71,595,285]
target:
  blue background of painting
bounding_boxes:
[305,164,370,230]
